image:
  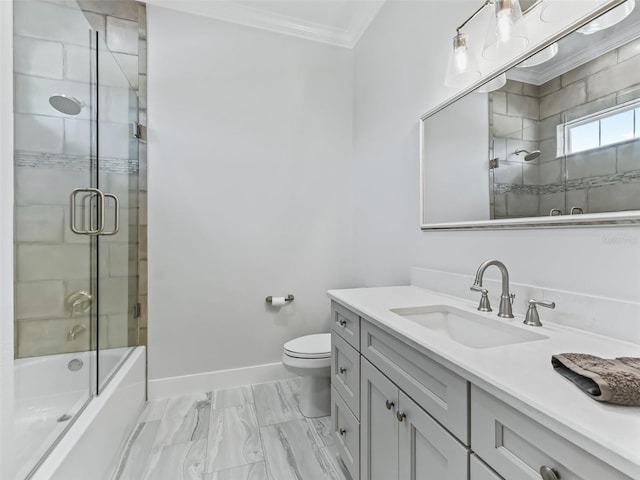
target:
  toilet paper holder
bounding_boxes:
[265,294,294,304]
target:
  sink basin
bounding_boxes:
[389,305,548,349]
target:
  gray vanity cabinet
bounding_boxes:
[361,358,468,480]
[331,301,362,480]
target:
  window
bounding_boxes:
[561,100,640,156]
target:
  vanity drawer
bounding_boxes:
[331,331,360,418]
[471,455,503,480]
[471,386,632,480]
[332,386,360,480]
[360,319,469,444]
[332,301,360,349]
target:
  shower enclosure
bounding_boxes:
[13,1,140,477]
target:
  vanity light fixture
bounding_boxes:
[444,31,482,88]
[539,0,577,23]
[483,0,529,60]
[541,0,635,30]
[444,0,529,87]
[577,0,635,34]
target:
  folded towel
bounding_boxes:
[551,353,640,406]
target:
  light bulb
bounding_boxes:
[454,45,469,71]
[483,0,528,60]
[496,8,513,42]
[444,32,481,88]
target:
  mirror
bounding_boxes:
[421,1,640,229]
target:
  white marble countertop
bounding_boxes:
[327,286,640,479]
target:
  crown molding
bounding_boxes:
[142,0,385,48]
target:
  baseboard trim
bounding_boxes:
[148,362,295,400]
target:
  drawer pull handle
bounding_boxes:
[339,366,347,374]
[339,428,347,436]
[385,400,395,410]
[338,319,347,327]
[540,466,560,480]
[396,411,406,422]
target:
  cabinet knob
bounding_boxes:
[339,428,347,436]
[338,319,347,327]
[385,400,395,410]
[396,411,406,422]
[339,366,347,374]
[540,466,560,480]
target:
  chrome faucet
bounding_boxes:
[68,323,87,341]
[470,260,515,318]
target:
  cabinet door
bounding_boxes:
[470,455,504,480]
[332,387,360,480]
[398,391,468,480]
[361,358,399,480]
[331,331,360,418]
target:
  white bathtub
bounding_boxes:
[15,347,145,480]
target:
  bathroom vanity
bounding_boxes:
[328,287,640,480]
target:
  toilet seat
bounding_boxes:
[284,333,331,359]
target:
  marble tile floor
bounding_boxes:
[111,377,350,480]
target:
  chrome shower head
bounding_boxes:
[514,149,541,161]
[49,95,84,115]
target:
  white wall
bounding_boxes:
[0,1,14,477]
[147,7,354,383]
[353,0,640,303]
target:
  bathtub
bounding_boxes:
[15,347,145,480]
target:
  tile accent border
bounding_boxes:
[15,150,139,174]
[495,168,640,195]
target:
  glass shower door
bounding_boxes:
[12,2,97,477]
[95,32,139,392]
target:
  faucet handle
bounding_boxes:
[524,299,555,327]
[470,284,492,312]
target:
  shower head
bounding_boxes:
[49,95,84,115]
[514,149,541,161]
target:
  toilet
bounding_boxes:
[282,333,331,418]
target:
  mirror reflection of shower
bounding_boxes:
[49,94,84,115]
[514,149,541,161]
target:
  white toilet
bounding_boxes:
[282,333,331,418]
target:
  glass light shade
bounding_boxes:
[483,0,529,60]
[475,73,507,93]
[444,32,482,88]
[518,42,559,67]
[540,0,581,23]
[577,0,635,34]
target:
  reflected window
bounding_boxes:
[563,100,640,155]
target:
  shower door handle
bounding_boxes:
[101,193,120,236]
[70,188,104,235]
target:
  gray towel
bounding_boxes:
[551,353,640,406]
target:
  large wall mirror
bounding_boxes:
[421,0,640,229]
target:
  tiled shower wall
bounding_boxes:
[490,79,541,218]
[14,0,147,357]
[491,38,640,219]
